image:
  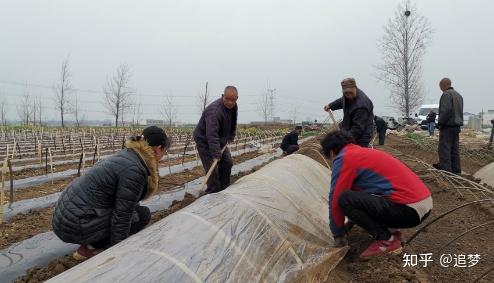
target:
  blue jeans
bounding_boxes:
[428,122,435,136]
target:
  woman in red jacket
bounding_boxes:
[320,130,433,259]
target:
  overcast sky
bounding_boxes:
[1,0,493,124]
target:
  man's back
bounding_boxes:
[332,144,430,203]
[438,88,463,127]
[280,131,298,151]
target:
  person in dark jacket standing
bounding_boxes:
[52,126,169,259]
[489,119,494,149]
[433,78,464,174]
[426,110,437,137]
[323,78,374,147]
[374,116,387,145]
[194,86,238,194]
[320,130,432,259]
[280,126,302,155]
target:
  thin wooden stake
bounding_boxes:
[48,148,54,184]
[77,152,84,177]
[92,144,98,164]
[38,141,42,164]
[7,159,13,206]
[11,141,15,159]
[81,150,86,173]
[1,159,7,224]
[45,148,48,175]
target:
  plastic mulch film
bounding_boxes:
[47,154,347,283]
[474,161,494,187]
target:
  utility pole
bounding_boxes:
[267,88,276,121]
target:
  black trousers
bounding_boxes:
[197,145,233,194]
[283,145,299,155]
[92,205,151,249]
[378,128,386,145]
[338,191,426,240]
[438,126,461,173]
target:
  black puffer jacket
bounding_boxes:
[52,140,159,246]
[328,89,375,146]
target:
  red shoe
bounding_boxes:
[73,245,102,260]
[392,230,402,241]
[360,235,403,259]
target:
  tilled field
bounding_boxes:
[328,136,494,283]
[6,134,493,283]
[0,149,267,251]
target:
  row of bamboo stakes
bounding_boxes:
[0,133,279,224]
[0,140,106,224]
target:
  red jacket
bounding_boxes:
[329,144,431,236]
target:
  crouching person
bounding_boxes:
[52,126,169,259]
[320,130,432,259]
[280,125,302,155]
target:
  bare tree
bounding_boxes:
[31,96,40,127]
[197,81,211,112]
[53,57,73,127]
[0,100,7,126]
[72,94,84,127]
[161,95,177,128]
[103,64,134,128]
[17,93,33,126]
[37,97,43,126]
[132,98,143,126]
[376,0,432,118]
[257,92,272,125]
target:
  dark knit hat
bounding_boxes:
[142,126,170,148]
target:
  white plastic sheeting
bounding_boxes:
[48,154,346,283]
[474,161,494,187]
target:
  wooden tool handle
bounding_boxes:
[199,145,227,193]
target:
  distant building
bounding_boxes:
[250,117,293,126]
[480,110,494,126]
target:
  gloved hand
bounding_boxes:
[333,235,348,248]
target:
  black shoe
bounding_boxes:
[432,163,441,170]
[344,221,355,234]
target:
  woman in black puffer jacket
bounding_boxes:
[52,126,169,259]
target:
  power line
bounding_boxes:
[0,79,261,98]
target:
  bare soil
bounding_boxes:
[0,208,54,250]
[14,136,493,282]
[327,136,494,283]
[0,150,266,251]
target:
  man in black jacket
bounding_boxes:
[52,126,169,259]
[193,86,238,194]
[433,78,464,174]
[324,78,374,147]
[489,119,494,149]
[374,116,387,145]
[280,126,302,155]
[426,110,437,137]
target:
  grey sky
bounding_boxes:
[1,0,493,124]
